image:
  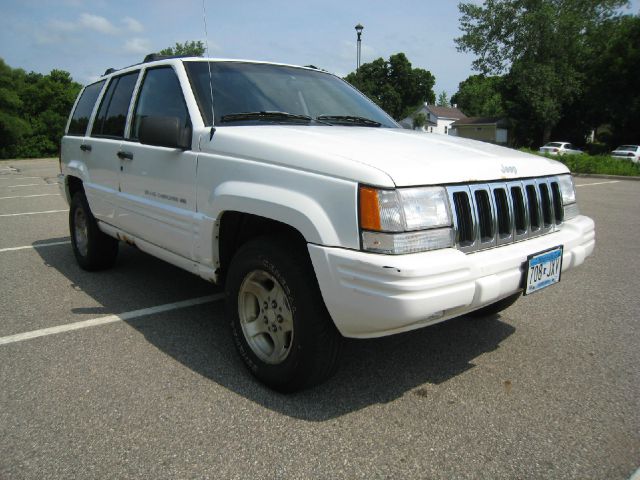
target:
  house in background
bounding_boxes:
[399,103,467,134]
[448,117,510,145]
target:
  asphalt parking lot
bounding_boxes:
[1,158,639,479]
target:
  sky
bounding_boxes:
[1,0,639,99]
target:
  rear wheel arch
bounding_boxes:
[66,175,84,202]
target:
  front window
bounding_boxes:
[131,67,190,140]
[184,61,397,128]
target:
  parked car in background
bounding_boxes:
[611,145,640,163]
[539,142,582,155]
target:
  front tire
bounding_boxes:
[226,235,342,392]
[69,191,118,271]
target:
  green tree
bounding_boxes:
[451,75,504,117]
[578,14,640,146]
[456,0,627,145]
[437,91,449,108]
[159,40,205,57]
[345,53,436,120]
[0,59,81,159]
[412,112,427,130]
[0,59,30,158]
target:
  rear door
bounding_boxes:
[117,65,197,260]
[85,71,140,222]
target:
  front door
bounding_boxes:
[117,66,197,261]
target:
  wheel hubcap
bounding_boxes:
[74,208,89,257]
[238,270,293,364]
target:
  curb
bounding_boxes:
[572,173,640,181]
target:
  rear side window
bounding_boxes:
[67,80,105,136]
[92,71,139,138]
[131,67,190,140]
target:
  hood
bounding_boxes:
[201,126,569,187]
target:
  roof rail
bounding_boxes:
[143,53,198,63]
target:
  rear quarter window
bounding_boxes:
[67,80,105,136]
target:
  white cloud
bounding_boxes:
[123,17,143,33]
[79,13,118,35]
[123,37,152,54]
[49,19,76,32]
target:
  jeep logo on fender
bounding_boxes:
[501,164,518,175]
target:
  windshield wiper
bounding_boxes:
[220,111,314,124]
[315,115,382,127]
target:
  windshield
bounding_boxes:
[616,145,638,151]
[545,142,563,148]
[184,61,398,128]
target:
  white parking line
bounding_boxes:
[0,209,68,217]
[0,176,42,181]
[0,193,60,200]
[0,294,224,346]
[0,241,71,253]
[1,183,56,188]
[575,180,620,187]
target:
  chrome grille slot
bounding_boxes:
[447,176,565,253]
[551,181,564,223]
[510,185,528,240]
[491,186,513,243]
[452,190,474,247]
[470,185,496,248]
[525,183,541,234]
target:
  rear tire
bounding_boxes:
[468,292,521,318]
[226,234,342,392]
[69,191,118,271]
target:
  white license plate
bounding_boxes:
[524,246,563,295]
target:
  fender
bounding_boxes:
[194,180,346,270]
[211,180,340,245]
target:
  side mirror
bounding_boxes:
[138,116,191,150]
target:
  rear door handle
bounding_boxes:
[80,144,92,152]
[117,151,134,160]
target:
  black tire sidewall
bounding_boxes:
[69,192,117,271]
[226,237,337,392]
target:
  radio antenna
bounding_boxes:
[202,0,216,140]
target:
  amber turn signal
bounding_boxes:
[359,186,381,231]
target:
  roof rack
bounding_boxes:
[142,53,198,63]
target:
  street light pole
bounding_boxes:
[355,23,364,72]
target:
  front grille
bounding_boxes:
[447,177,563,253]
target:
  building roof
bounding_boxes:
[426,105,467,120]
[451,116,509,128]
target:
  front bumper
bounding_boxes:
[308,215,595,338]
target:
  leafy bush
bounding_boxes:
[521,149,640,176]
[557,153,640,176]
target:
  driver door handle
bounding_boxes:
[117,150,134,160]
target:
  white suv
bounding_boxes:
[59,55,595,391]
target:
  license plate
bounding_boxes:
[524,246,563,295]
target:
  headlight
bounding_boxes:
[557,174,579,220]
[359,185,454,254]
